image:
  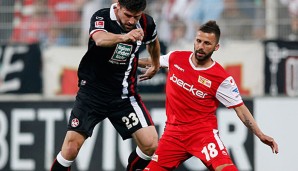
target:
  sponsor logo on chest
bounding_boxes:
[170,74,207,98]
[109,43,133,64]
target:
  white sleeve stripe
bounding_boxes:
[213,129,225,150]
[144,35,157,45]
[90,29,107,36]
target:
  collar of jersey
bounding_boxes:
[110,3,117,21]
[189,54,216,70]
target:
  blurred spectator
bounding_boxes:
[236,0,266,40]
[155,0,224,44]
[167,19,192,52]
[80,0,107,45]
[11,0,56,46]
[186,0,224,40]
[0,0,14,44]
[280,0,298,40]
[219,0,252,40]
[11,0,35,43]
[48,0,86,45]
[252,0,266,39]
[191,0,224,23]
[80,0,121,45]
[143,0,169,53]
[151,0,192,46]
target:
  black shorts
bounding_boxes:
[67,86,154,140]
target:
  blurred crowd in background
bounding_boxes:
[0,0,297,50]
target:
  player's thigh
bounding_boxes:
[190,129,234,170]
[149,133,190,170]
[68,89,107,137]
[109,96,155,140]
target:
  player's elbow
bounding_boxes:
[95,39,105,46]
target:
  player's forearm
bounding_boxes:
[243,114,264,139]
[138,58,151,68]
[93,31,127,47]
[235,105,264,139]
[147,39,160,70]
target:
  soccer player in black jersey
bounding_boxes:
[50,0,161,170]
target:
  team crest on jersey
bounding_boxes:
[71,118,80,127]
[198,75,211,88]
[152,153,158,162]
[228,77,236,86]
[109,43,132,65]
[95,21,104,28]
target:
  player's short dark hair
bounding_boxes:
[118,0,147,12]
[199,20,221,43]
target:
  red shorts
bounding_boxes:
[148,128,234,170]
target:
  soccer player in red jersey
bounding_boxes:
[140,20,279,171]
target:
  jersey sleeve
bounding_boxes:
[215,76,243,108]
[89,10,109,36]
[140,14,158,44]
[160,51,174,67]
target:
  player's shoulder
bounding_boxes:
[139,13,155,26]
[213,61,225,70]
[170,50,192,57]
[166,50,192,63]
[212,61,230,77]
[141,13,154,22]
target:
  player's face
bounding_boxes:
[116,5,143,31]
[193,31,219,62]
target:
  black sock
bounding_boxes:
[126,149,151,171]
[50,159,71,171]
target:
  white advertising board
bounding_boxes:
[254,97,298,171]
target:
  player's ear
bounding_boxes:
[214,43,220,51]
[116,2,120,9]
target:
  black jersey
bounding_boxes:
[77,4,157,97]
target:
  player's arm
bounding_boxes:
[147,38,160,69]
[139,38,161,81]
[234,104,279,154]
[138,58,152,68]
[92,28,144,47]
[139,50,172,69]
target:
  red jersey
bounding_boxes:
[161,51,243,133]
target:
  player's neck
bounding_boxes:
[191,56,213,68]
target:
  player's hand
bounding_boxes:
[260,134,279,154]
[139,66,159,81]
[124,28,144,42]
